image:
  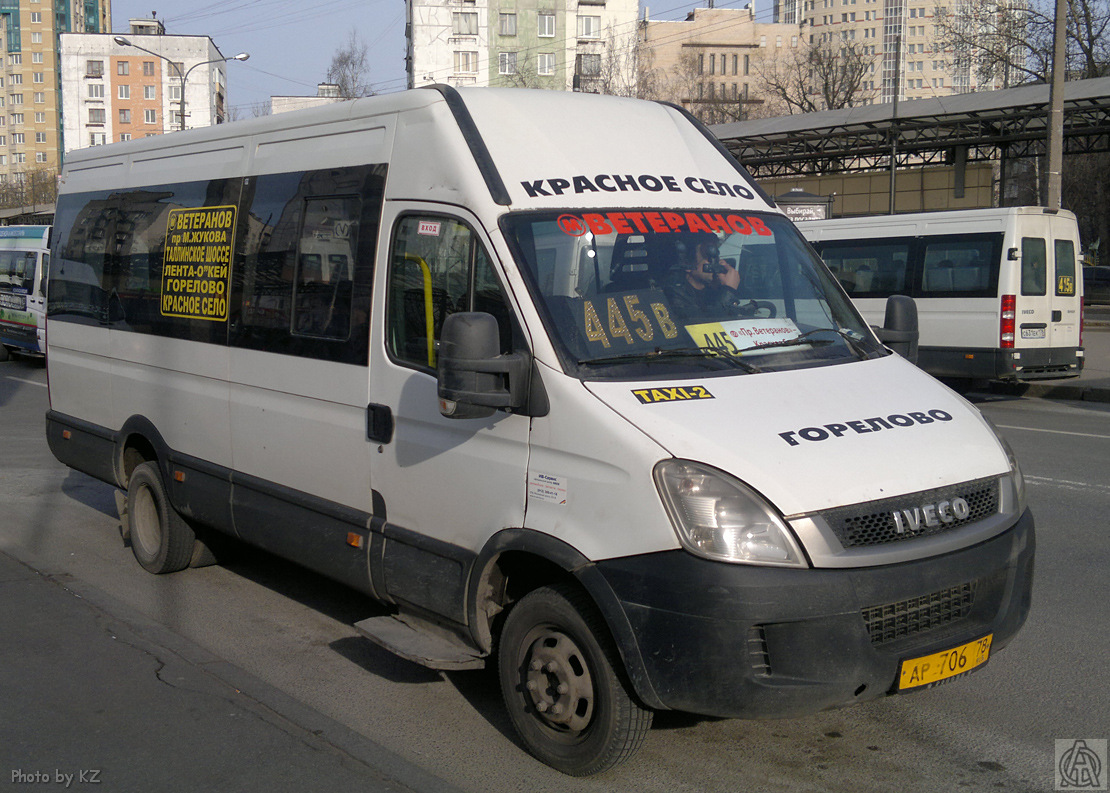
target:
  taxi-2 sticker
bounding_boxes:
[632,385,714,404]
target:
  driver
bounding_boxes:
[663,233,761,324]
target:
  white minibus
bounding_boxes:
[799,207,1084,388]
[46,87,1033,775]
[0,225,51,359]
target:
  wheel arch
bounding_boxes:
[468,528,666,710]
[114,415,171,488]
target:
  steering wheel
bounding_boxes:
[746,300,777,318]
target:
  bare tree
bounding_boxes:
[934,0,1110,86]
[753,39,879,114]
[327,29,374,99]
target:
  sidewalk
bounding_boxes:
[0,551,457,793]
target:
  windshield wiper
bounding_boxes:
[747,327,878,358]
[578,347,763,373]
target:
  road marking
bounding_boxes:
[1026,475,1110,494]
[996,424,1110,441]
[2,376,47,388]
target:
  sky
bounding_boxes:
[107,0,768,116]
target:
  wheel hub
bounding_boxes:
[523,630,594,732]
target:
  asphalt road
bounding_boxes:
[1,356,1107,793]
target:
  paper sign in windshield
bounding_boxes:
[161,205,236,321]
[686,318,802,355]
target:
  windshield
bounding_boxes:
[502,210,883,379]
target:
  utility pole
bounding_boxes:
[1045,0,1066,209]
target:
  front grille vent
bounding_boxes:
[823,477,999,549]
[862,581,977,645]
[747,625,772,677]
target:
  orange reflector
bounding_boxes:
[346,532,364,549]
[62,430,71,440]
[965,354,975,360]
[174,471,186,482]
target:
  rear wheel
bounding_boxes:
[128,461,196,574]
[498,583,652,776]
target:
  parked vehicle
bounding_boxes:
[799,207,1084,387]
[1083,265,1110,305]
[46,87,1033,775]
[0,225,51,360]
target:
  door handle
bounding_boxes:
[1051,310,1062,322]
[367,403,394,444]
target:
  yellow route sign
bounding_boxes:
[160,205,237,321]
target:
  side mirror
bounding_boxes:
[874,294,919,364]
[437,312,530,420]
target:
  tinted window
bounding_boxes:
[815,239,910,297]
[1021,237,1047,296]
[920,235,997,296]
[1054,239,1076,296]
[233,165,385,364]
[50,180,241,344]
[50,164,386,365]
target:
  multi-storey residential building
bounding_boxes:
[641,7,800,122]
[60,17,232,154]
[787,0,1025,104]
[0,0,110,192]
[406,0,640,93]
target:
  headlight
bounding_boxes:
[981,414,1027,515]
[654,460,807,567]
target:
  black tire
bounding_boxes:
[498,583,653,776]
[127,461,196,574]
[0,345,10,362]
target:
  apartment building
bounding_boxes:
[788,0,1024,103]
[60,17,231,154]
[406,0,640,93]
[0,0,110,189]
[641,7,800,121]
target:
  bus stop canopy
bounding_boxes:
[710,77,1110,178]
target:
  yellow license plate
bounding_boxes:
[898,634,993,691]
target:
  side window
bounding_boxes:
[1021,237,1047,296]
[386,215,512,370]
[816,240,909,297]
[292,197,359,339]
[1054,239,1076,296]
[921,236,997,295]
[234,164,385,364]
[39,253,48,298]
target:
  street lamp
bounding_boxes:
[113,36,249,131]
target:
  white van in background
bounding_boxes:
[0,225,51,359]
[46,87,1034,775]
[799,207,1084,388]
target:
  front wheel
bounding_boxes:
[498,583,652,776]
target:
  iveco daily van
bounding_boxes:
[800,207,1084,389]
[46,87,1033,775]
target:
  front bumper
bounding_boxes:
[597,509,1034,718]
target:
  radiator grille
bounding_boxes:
[823,478,999,549]
[862,582,977,645]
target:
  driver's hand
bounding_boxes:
[715,261,741,290]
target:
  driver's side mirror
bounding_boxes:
[437,312,537,419]
[873,294,919,364]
